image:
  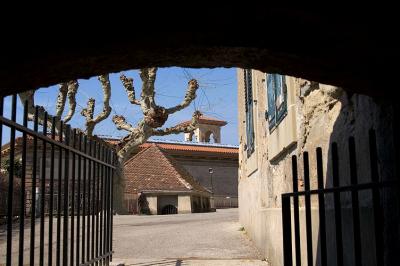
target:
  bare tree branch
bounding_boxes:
[152,111,201,136]
[55,83,68,120]
[120,74,141,105]
[166,79,199,114]
[93,75,112,123]
[81,74,112,136]
[18,89,53,129]
[63,80,79,123]
[139,67,157,113]
[112,115,136,133]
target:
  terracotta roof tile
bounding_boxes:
[124,144,210,194]
[139,142,238,154]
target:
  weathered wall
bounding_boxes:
[178,195,192,214]
[179,159,238,197]
[238,69,398,265]
[147,196,158,215]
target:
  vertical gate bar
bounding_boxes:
[303,152,313,266]
[6,95,17,266]
[39,112,48,266]
[291,156,301,266]
[104,147,108,263]
[62,125,70,266]
[19,100,28,266]
[48,116,56,266]
[30,106,39,266]
[76,132,82,266]
[56,121,63,266]
[91,141,96,261]
[86,139,92,261]
[95,142,100,262]
[316,147,327,266]
[110,151,114,260]
[81,135,87,264]
[369,129,384,265]
[70,129,77,266]
[100,145,104,264]
[282,195,293,266]
[105,148,110,264]
[349,137,362,266]
[331,142,343,266]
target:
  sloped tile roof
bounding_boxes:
[124,144,211,194]
[139,142,238,155]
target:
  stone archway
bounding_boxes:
[0,7,396,98]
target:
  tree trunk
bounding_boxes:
[113,158,128,214]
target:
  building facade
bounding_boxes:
[123,114,239,211]
[237,69,398,264]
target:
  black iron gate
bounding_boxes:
[281,129,398,266]
[0,95,115,265]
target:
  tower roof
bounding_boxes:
[124,144,211,194]
[178,114,227,127]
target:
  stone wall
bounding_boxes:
[238,69,398,264]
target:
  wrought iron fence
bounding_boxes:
[281,129,398,266]
[0,95,115,265]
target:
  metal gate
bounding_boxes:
[281,129,398,265]
[0,95,115,265]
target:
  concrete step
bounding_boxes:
[112,258,269,266]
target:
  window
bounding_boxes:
[244,69,255,157]
[266,74,287,131]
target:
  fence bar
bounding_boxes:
[105,149,111,264]
[6,95,17,266]
[110,151,114,262]
[86,139,92,261]
[81,135,87,264]
[316,147,327,266]
[56,121,63,266]
[48,116,56,266]
[63,125,70,266]
[331,142,343,266]
[76,132,82,266]
[91,141,96,261]
[70,129,77,265]
[369,129,384,265]
[349,137,362,266]
[100,145,104,264]
[95,142,100,263]
[30,106,39,266]
[39,112,48,266]
[303,152,313,265]
[291,156,301,266]
[18,100,28,266]
[282,195,293,266]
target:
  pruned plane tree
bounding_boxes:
[18,68,200,213]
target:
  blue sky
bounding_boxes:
[2,67,239,145]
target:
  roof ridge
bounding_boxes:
[123,145,152,165]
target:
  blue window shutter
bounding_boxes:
[244,69,255,157]
[266,74,276,130]
[276,75,287,124]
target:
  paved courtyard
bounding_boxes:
[113,208,267,265]
[1,209,267,265]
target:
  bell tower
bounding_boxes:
[181,114,227,143]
